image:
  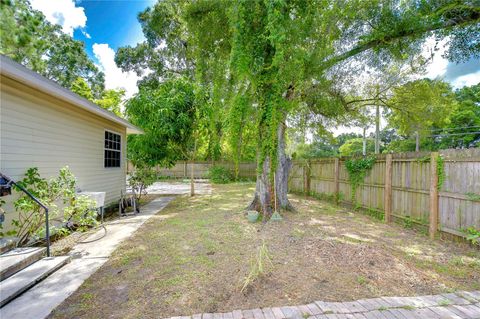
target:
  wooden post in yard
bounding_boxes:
[334,158,340,204]
[429,152,439,239]
[384,154,393,223]
[304,160,311,197]
[184,161,187,178]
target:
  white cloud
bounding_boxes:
[451,70,480,89]
[422,37,449,79]
[92,43,139,99]
[30,0,87,36]
[81,30,91,39]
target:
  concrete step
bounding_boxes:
[0,237,18,254]
[0,256,70,307]
[0,247,46,281]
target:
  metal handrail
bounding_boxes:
[0,172,50,257]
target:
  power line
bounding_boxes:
[422,125,480,132]
[431,131,480,138]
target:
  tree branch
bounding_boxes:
[322,6,480,70]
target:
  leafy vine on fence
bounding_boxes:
[345,156,376,205]
[466,192,480,202]
[436,155,445,191]
[416,154,445,191]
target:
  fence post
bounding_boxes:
[384,154,393,223]
[183,161,187,178]
[334,158,340,204]
[303,160,311,197]
[429,152,439,239]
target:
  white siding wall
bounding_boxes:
[0,76,127,231]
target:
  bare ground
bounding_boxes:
[49,183,480,319]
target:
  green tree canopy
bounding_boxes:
[96,89,126,117]
[70,77,125,117]
[125,78,198,167]
[387,79,458,137]
[71,77,95,101]
[339,138,375,157]
[438,83,480,148]
[0,0,105,97]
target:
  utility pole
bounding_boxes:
[375,104,380,154]
[362,127,367,156]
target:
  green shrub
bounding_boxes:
[207,166,234,184]
[8,167,98,245]
[128,166,157,200]
[463,227,480,246]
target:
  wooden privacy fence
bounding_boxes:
[289,148,480,240]
[129,161,257,180]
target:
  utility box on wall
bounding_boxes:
[0,176,12,196]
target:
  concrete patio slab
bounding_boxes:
[145,180,212,195]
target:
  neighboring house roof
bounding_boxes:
[0,55,143,134]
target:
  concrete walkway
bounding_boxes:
[164,291,480,319]
[1,197,174,319]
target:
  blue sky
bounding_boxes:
[29,0,479,101]
[73,0,154,58]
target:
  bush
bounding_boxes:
[8,167,97,245]
[207,165,234,184]
[128,166,157,200]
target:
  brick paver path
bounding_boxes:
[165,291,480,319]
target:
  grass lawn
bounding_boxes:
[49,183,480,319]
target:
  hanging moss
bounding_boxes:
[345,156,376,204]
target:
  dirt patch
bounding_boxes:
[49,183,480,319]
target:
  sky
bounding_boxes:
[30,0,156,99]
[29,0,480,133]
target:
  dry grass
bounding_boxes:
[49,183,480,319]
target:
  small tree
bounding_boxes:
[125,78,204,195]
[128,165,157,201]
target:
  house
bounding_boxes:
[0,55,142,231]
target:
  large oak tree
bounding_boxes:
[117,0,480,219]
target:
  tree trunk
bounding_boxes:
[246,156,273,219]
[235,127,243,180]
[363,127,367,156]
[375,104,380,154]
[190,159,195,196]
[246,120,294,218]
[190,139,197,197]
[415,131,420,152]
[275,121,294,211]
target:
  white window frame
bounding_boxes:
[104,129,122,168]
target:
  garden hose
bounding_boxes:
[76,223,107,244]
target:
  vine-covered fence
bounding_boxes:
[289,148,480,239]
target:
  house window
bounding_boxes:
[104,131,121,168]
